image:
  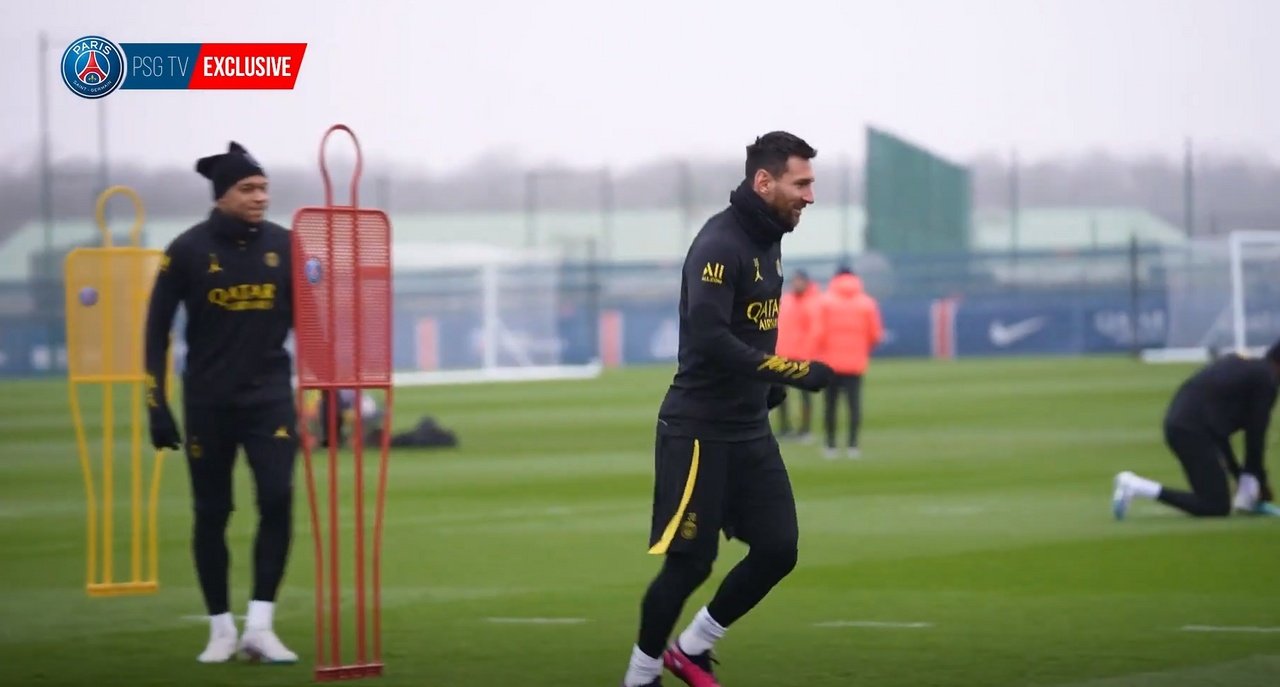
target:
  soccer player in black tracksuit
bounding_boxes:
[144,142,299,664]
[1112,340,1280,520]
[620,132,834,687]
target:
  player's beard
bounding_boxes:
[766,200,800,231]
[729,180,795,240]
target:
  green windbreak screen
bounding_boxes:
[865,126,972,255]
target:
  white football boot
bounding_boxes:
[238,628,299,664]
[1232,474,1261,514]
[1112,471,1136,521]
[197,614,238,663]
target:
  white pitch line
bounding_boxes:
[1181,624,1280,634]
[484,617,590,625]
[918,505,987,516]
[181,615,247,622]
[814,620,933,629]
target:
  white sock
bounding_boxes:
[677,606,726,657]
[1235,474,1261,507]
[210,612,236,637]
[623,645,662,687]
[1238,474,1260,498]
[1127,474,1162,500]
[246,600,274,631]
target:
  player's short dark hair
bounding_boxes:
[746,131,817,180]
[1267,338,1280,365]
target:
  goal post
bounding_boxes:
[391,242,604,386]
[1143,230,1280,363]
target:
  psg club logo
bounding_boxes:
[61,36,125,99]
[305,257,323,284]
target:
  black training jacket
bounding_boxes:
[144,209,294,409]
[657,182,818,441]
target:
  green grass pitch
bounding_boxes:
[1,356,1278,686]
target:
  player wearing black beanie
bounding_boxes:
[144,141,299,665]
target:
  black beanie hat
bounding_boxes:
[196,141,266,200]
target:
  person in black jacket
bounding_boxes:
[619,132,833,687]
[1112,340,1280,519]
[143,142,299,665]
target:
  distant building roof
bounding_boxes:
[0,205,1186,280]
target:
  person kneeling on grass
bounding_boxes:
[1113,338,1280,519]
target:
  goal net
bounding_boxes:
[390,243,603,386]
[1144,230,1280,363]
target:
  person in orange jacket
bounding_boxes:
[809,266,883,458]
[774,269,822,441]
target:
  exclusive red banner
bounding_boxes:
[186,43,307,89]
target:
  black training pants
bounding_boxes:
[777,389,812,434]
[1157,424,1232,517]
[823,373,863,449]
[183,399,299,615]
[637,427,799,657]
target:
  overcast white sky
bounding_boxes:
[2,0,1278,173]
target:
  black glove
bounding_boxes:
[148,405,182,450]
[794,360,835,392]
[767,385,787,410]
